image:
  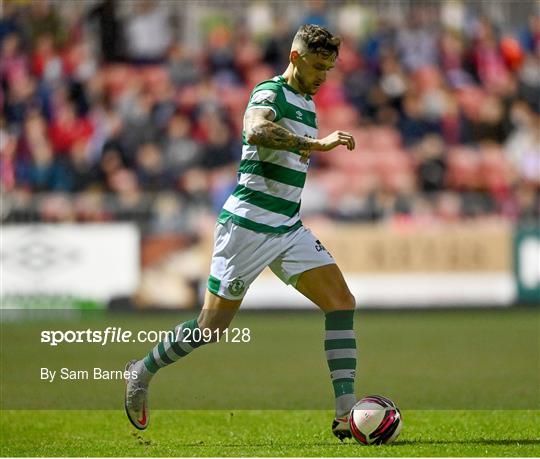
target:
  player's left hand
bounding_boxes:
[314,130,356,152]
[338,131,355,151]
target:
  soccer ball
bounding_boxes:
[348,395,402,445]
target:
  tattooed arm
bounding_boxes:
[244,108,316,151]
[244,108,355,152]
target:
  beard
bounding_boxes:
[296,72,317,95]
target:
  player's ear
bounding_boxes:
[290,50,300,64]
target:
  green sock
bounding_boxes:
[325,309,357,418]
[143,318,207,374]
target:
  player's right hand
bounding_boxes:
[314,131,355,151]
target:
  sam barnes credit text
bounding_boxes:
[40,367,136,382]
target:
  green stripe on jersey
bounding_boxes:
[252,80,282,92]
[280,103,316,129]
[247,81,284,120]
[238,160,306,188]
[217,209,302,234]
[232,184,300,217]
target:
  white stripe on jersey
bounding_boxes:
[222,194,301,227]
[282,86,316,113]
[243,104,278,122]
[280,118,318,139]
[238,172,302,202]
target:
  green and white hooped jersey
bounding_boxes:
[218,75,318,233]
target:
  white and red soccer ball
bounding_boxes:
[349,395,403,445]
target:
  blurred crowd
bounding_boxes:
[1,0,539,236]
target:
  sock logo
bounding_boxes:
[228,278,245,296]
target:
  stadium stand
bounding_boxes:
[1,0,539,238]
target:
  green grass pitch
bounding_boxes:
[1,308,539,456]
[1,410,539,456]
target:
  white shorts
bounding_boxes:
[208,220,335,300]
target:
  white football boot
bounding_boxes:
[124,359,150,430]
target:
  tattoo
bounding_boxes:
[245,108,316,152]
[249,121,315,151]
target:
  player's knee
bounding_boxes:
[343,292,356,310]
[329,291,356,311]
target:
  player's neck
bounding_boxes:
[282,65,306,96]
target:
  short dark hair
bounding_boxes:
[293,24,341,57]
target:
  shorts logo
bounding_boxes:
[228,278,245,296]
[315,240,327,253]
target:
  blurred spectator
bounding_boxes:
[118,90,158,163]
[48,103,93,155]
[87,0,126,63]
[514,183,540,224]
[74,190,109,222]
[0,119,17,191]
[179,168,212,209]
[397,9,437,71]
[26,0,66,48]
[167,43,200,87]
[66,140,100,192]
[109,168,151,225]
[519,14,540,53]
[148,193,192,235]
[300,0,329,28]
[0,2,22,45]
[461,94,509,144]
[415,135,447,193]
[63,39,97,85]
[135,142,172,191]
[98,147,125,188]
[4,73,51,125]
[518,53,540,112]
[262,18,294,72]
[0,33,27,86]
[162,113,201,176]
[39,193,75,222]
[199,114,239,170]
[472,18,510,90]
[125,0,172,64]
[16,111,48,160]
[434,191,462,221]
[205,25,240,85]
[398,93,440,146]
[30,33,63,83]
[461,191,496,217]
[16,140,72,192]
[505,102,540,184]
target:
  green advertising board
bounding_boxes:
[514,225,540,304]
